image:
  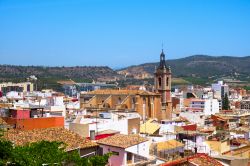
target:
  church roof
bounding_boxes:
[86,89,159,96]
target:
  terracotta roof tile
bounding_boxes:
[97,134,147,148]
[4,127,97,151]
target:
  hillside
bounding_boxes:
[0,65,119,90]
[118,55,250,80]
[0,65,118,79]
[1,55,250,90]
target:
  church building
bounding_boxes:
[154,49,172,119]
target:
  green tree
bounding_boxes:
[0,139,13,165]
[222,93,230,110]
[0,138,111,166]
[11,141,68,166]
[88,153,112,166]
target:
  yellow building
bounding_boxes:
[205,139,230,155]
[0,82,34,95]
[140,119,160,135]
[80,89,169,121]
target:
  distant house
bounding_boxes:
[69,112,140,137]
[240,100,250,110]
[2,109,64,130]
[97,134,155,166]
[0,82,33,95]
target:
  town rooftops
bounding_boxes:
[97,134,148,148]
[211,114,230,121]
[86,89,159,96]
[230,126,250,133]
[188,153,223,166]
[4,127,97,151]
[162,153,223,166]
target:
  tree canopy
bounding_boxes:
[0,136,111,166]
[222,93,230,110]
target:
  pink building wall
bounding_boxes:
[100,145,126,166]
[11,110,30,119]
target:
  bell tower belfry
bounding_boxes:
[154,49,172,120]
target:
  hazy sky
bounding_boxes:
[0,0,250,68]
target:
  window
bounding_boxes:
[127,152,132,161]
[112,151,119,156]
[158,77,162,87]
[98,147,103,155]
[166,77,169,86]
[27,84,30,92]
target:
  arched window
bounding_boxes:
[158,77,162,87]
[166,77,169,86]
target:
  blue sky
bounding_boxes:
[0,0,250,68]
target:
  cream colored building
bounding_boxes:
[0,82,34,95]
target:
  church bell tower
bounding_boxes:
[154,49,172,120]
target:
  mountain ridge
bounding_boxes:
[0,55,250,89]
[117,55,250,79]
